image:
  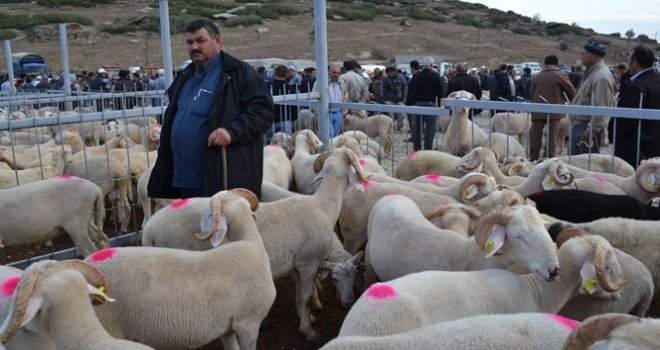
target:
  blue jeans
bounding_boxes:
[265,121,292,142]
[411,101,437,150]
[330,111,343,138]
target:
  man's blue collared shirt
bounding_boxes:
[171,54,223,189]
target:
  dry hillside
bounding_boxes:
[0,0,651,74]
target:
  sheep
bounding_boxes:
[0,266,55,350]
[64,155,132,232]
[0,176,107,256]
[458,147,526,186]
[528,190,660,223]
[551,226,654,320]
[365,195,559,283]
[269,131,294,158]
[342,113,393,155]
[0,260,152,349]
[367,172,463,195]
[481,132,528,160]
[339,173,495,255]
[339,234,625,337]
[290,129,323,194]
[295,108,317,132]
[141,197,210,250]
[557,116,569,155]
[319,233,365,308]
[261,180,298,202]
[558,154,635,177]
[263,143,293,190]
[509,158,575,197]
[123,150,158,185]
[491,111,531,144]
[48,114,103,146]
[443,90,488,156]
[141,148,369,340]
[87,189,276,350]
[563,313,660,349]
[501,155,535,176]
[547,218,660,317]
[472,188,531,213]
[321,313,577,350]
[136,166,174,228]
[339,130,381,158]
[0,147,71,189]
[410,173,461,187]
[394,150,464,180]
[424,203,481,236]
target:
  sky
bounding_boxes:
[462,0,660,39]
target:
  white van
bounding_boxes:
[520,62,542,75]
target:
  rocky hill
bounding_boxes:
[0,0,655,73]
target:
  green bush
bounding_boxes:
[433,6,449,15]
[35,0,115,7]
[406,6,446,23]
[0,29,16,40]
[327,4,375,21]
[559,42,569,51]
[0,12,92,30]
[512,27,531,35]
[235,4,300,20]
[223,15,263,28]
[454,14,483,28]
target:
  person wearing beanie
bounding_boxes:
[569,40,615,155]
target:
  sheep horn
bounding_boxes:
[555,227,588,249]
[345,149,370,183]
[424,205,452,221]
[459,174,487,203]
[548,160,574,186]
[59,260,107,289]
[507,162,523,176]
[473,206,513,252]
[636,161,659,193]
[230,188,259,212]
[595,240,627,292]
[563,313,638,350]
[460,206,482,219]
[313,150,332,173]
[499,190,523,207]
[196,196,224,241]
[306,131,320,153]
[0,260,59,345]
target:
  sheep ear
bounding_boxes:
[579,259,598,295]
[347,166,364,192]
[541,175,556,191]
[484,225,506,258]
[211,216,228,248]
[312,169,325,185]
[86,284,115,304]
[464,184,479,200]
[20,296,43,327]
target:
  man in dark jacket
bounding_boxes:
[447,63,482,118]
[614,45,660,168]
[266,64,297,140]
[148,19,274,199]
[406,57,444,151]
[383,65,408,131]
[112,69,136,109]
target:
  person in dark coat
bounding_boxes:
[148,19,274,199]
[447,63,482,118]
[613,45,660,168]
[405,57,444,151]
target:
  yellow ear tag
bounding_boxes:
[484,240,495,254]
[582,279,597,293]
[92,286,115,305]
[543,176,555,189]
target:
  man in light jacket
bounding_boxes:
[569,41,615,155]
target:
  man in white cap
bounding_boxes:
[405,56,444,151]
[149,68,168,108]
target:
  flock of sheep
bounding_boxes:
[0,91,659,349]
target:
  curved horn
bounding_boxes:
[459,174,487,203]
[499,190,524,207]
[196,196,224,241]
[424,205,453,221]
[555,227,588,249]
[459,149,484,171]
[563,313,638,350]
[344,149,370,183]
[636,161,659,193]
[460,205,482,220]
[548,160,574,186]
[473,206,513,251]
[313,150,332,173]
[306,130,320,153]
[595,240,627,292]
[506,162,523,176]
[0,260,59,345]
[59,260,107,289]
[230,188,259,212]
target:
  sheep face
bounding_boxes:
[320,252,364,307]
[313,148,368,192]
[495,205,560,281]
[457,147,489,174]
[198,189,259,247]
[446,90,476,114]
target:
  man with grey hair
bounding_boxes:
[405,57,444,150]
[447,62,482,118]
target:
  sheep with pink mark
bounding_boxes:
[141,197,210,249]
[364,195,559,284]
[410,173,460,187]
[557,154,635,177]
[86,189,276,350]
[0,176,107,256]
[0,260,152,349]
[394,150,464,180]
[0,266,55,350]
[340,235,626,337]
[338,172,496,255]
[321,312,578,350]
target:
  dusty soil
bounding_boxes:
[0,0,635,74]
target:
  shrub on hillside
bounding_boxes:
[224,15,263,28]
[0,12,92,30]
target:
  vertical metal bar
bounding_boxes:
[636,93,644,168]
[59,23,73,111]
[159,0,174,87]
[313,0,329,147]
[3,40,16,96]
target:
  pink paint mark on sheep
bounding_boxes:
[366,283,398,299]
[593,176,609,185]
[90,248,117,263]
[613,248,621,256]
[170,199,190,209]
[0,276,20,298]
[425,174,442,183]
[56,175,72,180]
[406,151,420,159]
[266,143,281,148]
[76,177,85,186]
[359,158,367,166]
[548,314,580,330]
[363,181,376,189]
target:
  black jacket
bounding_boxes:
[614,69,660,167]
[447,73,482,100]
[406,68,444,105]
[148,51,274,199]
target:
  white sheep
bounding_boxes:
[321,313,577,350]
[480,132,528,163]
[0,260,152,349]
[0,147,71,189]
[552,226,654,320]
[263,144,293,190]
[491,111,531,145]
[365,195,559,283]
[260,180,298,202]
[409,173,461,187]
[340,235,625,337]
[87,189,276,350]
[136,166,174,228]
[342,113,393,155]
[141,197,210,250]
[563,313,660,349]
[443,90,487,156]
[558,154,635,177]
[0,266,55,350]
[458,147,526,186]
[290,129,323,194]
[394,150,464,180]
[510,158,575,197]
[0,176,108,256]
[423,203,481,236]
[501,155,534,176]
